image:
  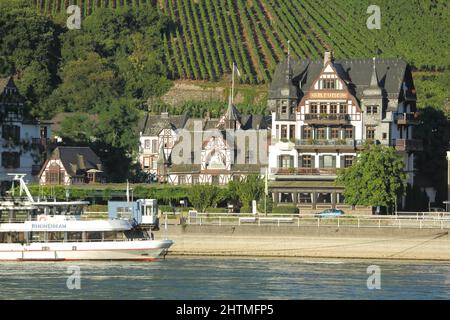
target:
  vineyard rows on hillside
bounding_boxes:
[35,0,450,84]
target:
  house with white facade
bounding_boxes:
[39,146,104,185]
[268,52,421,211]
[138,103,270,185]
[0,77,51,188]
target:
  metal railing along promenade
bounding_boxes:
[184,213,450,230]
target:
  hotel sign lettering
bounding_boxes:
[310,92,347,99]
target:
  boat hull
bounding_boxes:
[0,240,173,261]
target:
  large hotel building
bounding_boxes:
[268,52,421,211]
[138,52,421,211]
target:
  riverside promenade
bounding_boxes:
[158,215,450,261]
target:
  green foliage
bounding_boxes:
[148,100,268,118]
[414,107,450,203]
[37,0,450,84]
[55,113,97,144]
[21,183,191,204]
[0,1,61,113]
[159,205,176,213]
[205,207,227,213]
[257,194,273,213]
[415,72,450,113]
[228,175,264,208]
[239,205,252,214]
[187,184,225,212]
[271,205,298,214]
[336,144,407,208]
[404,184,429,211]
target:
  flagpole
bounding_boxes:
[231,62,235,105]
[264,167,268,216]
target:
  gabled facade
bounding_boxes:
[138,101,270,185]
[268,52,421,210]
[0,77,51,185]
[39,146,104,185]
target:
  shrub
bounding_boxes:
[240,205,253,214]
[159,205,176,213]
[86,204,108,212]
[272,206,298,214]
[205,207,227,213]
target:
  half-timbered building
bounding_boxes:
[138,102,270,185]
[268,52,421,211]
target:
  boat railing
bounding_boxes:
[0,215,109,223]
[18,238,153,243]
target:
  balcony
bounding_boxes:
[394,113,420,125]
[394,139,423,151]
[271,168,338,176]
[303,114,350,125]
[296,139,364,150]
[31,138,50,148]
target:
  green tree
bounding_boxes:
[48,52,120,114]
[336,144,407,210]
[414,107,450,204]
[187,184,223,212]
[55,113,97,144]
[228,175,264,208]
[0,1,61,117]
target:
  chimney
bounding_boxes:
[323,51,332,66]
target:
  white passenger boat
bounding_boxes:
[0,174,173,261]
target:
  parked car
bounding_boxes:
[316,209,344,218]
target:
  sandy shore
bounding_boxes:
[163,226,450,261]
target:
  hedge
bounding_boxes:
[272,206,299,214]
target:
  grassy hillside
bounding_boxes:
[35,0,449,84]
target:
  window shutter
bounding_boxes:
[14,152,20,168]
[14,126,20,140]
[319,156,324,168]
[299,156,303,168]
[311,155,315,168]
[332,156,336,168]
[340,156,345,168]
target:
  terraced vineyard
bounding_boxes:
[35,0,450,83]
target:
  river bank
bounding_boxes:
[159,225,450,261]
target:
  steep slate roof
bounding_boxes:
[0,77,11,93]
[51,147,103,177]
[139,113,189,136]
[0,76,25,103]
[269,58,411,102]
[225,96,241,121]
[240,115,270,130]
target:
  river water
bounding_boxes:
[0,257,449,299]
